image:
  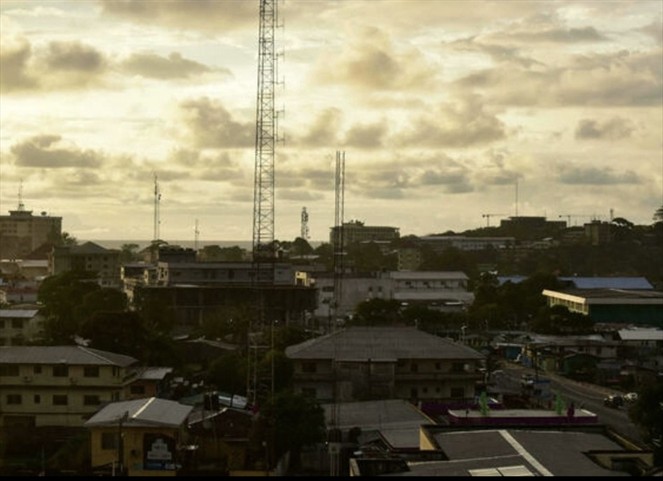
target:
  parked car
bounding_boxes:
[604,394,624,408]
[624,392,638,404]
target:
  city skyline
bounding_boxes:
[1,0,662,242]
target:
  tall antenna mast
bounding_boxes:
[194,219,200,250]
[515,178,519,217]
[252,0,279,266]
[300,207,309,240]
[153,174,161,242]
[17,179,25,211]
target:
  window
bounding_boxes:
[53,365,69,377]
[34,394,41,404]
[450,387,465,398]
[83,395,100,406]
[451,362,465,373]
[34,365,42,375]
[0,365,19,376]
[410,363,418,373]
[53,394,68,406]
[84,366,99,377]
[101,432,118,450]
[435,362,441,370]
[302,362,317,373]
[7,394,22,405]
[11,319,23,329]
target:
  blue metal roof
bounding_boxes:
[560,277,653,290]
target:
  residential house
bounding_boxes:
[0,308,45,346]
[85,397,193,476]
[285,327,485,404]
[0,346,137,429]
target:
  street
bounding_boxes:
[493,363,645,445]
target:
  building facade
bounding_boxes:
[330,220,400,246]
[0,209,62,260]
[286,327,485,403]
[49,241,121,288]
[0,346,138,428]
[0,309,45,346]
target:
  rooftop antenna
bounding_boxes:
[153,174,161,242]
[194,218,200,250]
[17,179,25,211]
[515,178,519,217]
[300,207,309,240]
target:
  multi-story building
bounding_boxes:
[418,236,515,252]
[0,346,138,428]
[0,208,62,260]
[49,241,121,288]
[542,288,663,327]
[397,247,422,271]
[330,220,399,246]
[286,326,485,403]
[0,309,45,346]
[312,271,472,321]
[155,261,296,286]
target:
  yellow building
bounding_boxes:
[0,345,138,429]
[85,397,192,477]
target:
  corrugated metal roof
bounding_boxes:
[0,309,39,318]
[84,397,192,428]
[69,241,114,254]
[560,277,653,290]
[0,346,137,366]
[136,367,174,380]
[285,327,484,361]
[618,329,663,341]
[390,271,468,280]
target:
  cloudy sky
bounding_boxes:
[1,0,661,243]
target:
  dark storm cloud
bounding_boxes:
[11,135,104,168]
[120,52,221,79]
[101,0,256,32]
[558,166,641,185]
[575,117,636,140]
[45,41,106,72]
[179,97,254,148]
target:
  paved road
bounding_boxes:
[494,363,644,445]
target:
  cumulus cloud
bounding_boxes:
[311,26,437,91]
[343,120,387,149]
[558,166,641,185]
[100,0,256,32]
[456,49,662,107]
[178,97,254,148]
[168,148,248,182]
[575,117,636,140]
[120,52,221,79]
[396,95,506,147]
[296,108,342,147]
[11,135,104,168]
[45,41,105,72]
[0,38,36,92]
[448,37,542,68]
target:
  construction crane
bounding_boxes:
[481,213,507,227]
